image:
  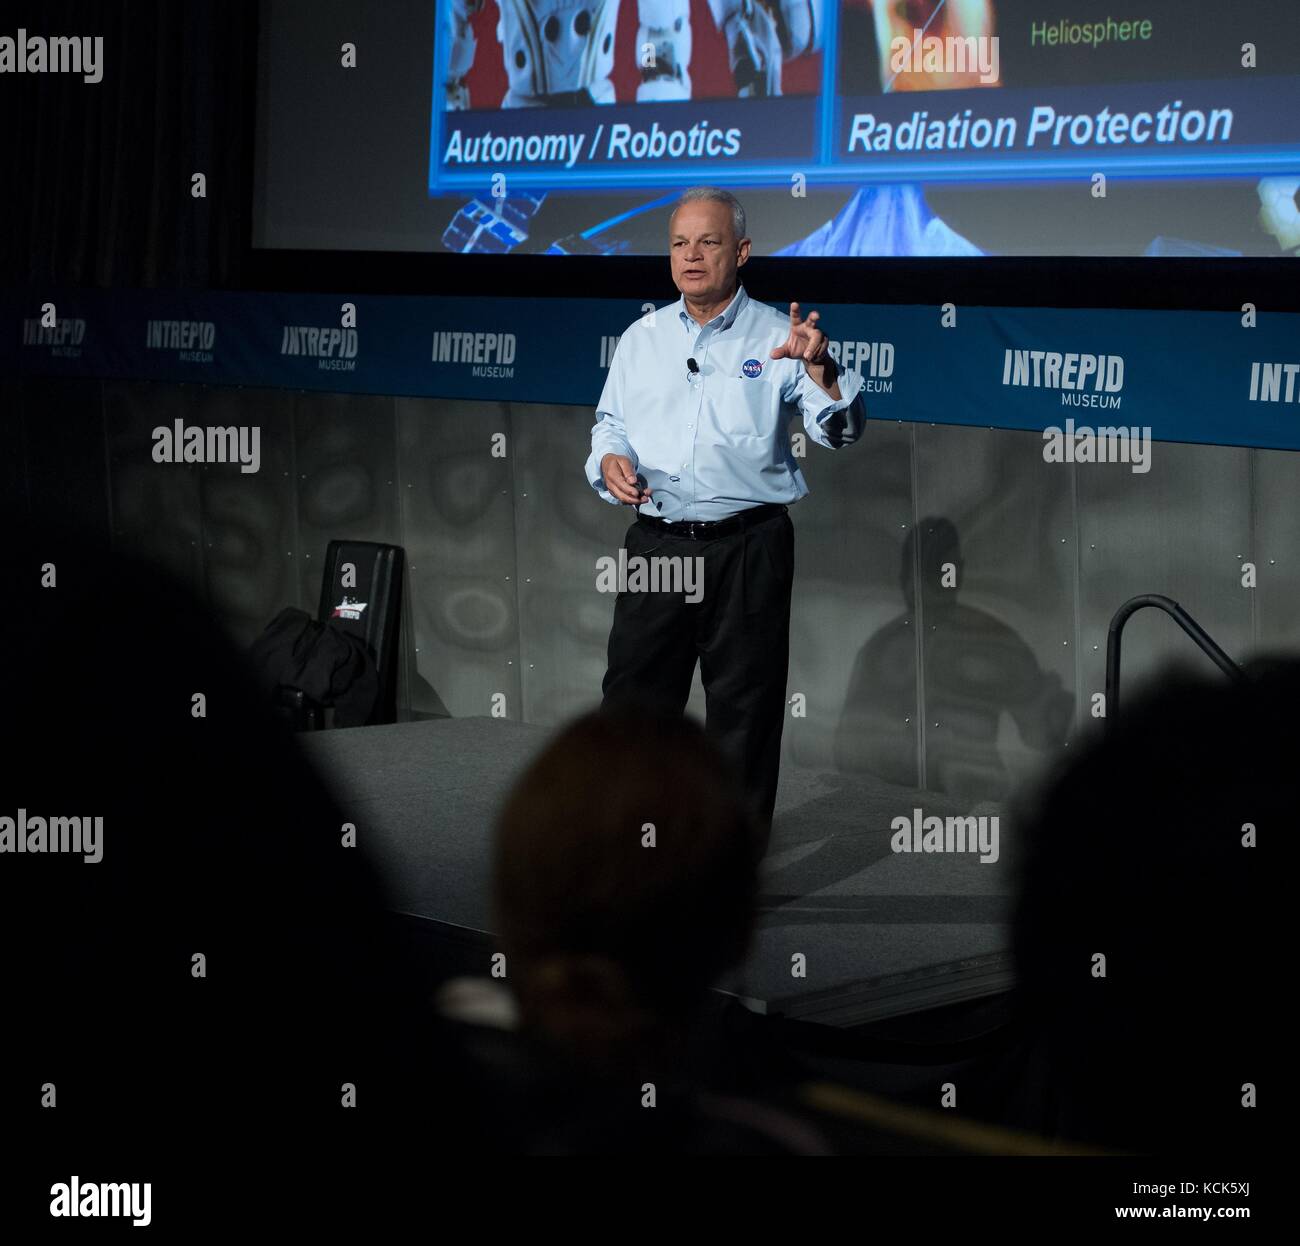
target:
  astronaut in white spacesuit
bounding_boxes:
[703,0,821,101]
[444,0,822,109]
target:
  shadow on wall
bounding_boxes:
[834,516,1074,801]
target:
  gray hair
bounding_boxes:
[672,186,747,240]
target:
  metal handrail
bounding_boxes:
[1105,594,1247,724]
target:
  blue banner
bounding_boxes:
[6,288,1300,451]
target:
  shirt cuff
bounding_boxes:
[811,366,865,423]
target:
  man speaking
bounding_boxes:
[585,186,867,851]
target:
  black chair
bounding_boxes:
[278,540,405,728]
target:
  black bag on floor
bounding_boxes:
[248,607,380,728]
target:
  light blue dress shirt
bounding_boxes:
[585,285,867,522]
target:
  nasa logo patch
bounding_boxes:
[741,358,764,378]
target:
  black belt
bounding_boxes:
[636,503,786,541]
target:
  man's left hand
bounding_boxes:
[771,302,840,398]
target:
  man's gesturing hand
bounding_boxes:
[771,302,841,397]
[601,453,651,505]
[770,302,831,367]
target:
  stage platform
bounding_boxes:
[301,717,1019,1027]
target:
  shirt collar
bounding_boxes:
[678,284,748,333]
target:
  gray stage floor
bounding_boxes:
[302,716,1020,1025]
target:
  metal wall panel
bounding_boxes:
[105,381,206,594]
[512,403,628,726]
[1252,446,1300,657]
[293,391,400,612]
[194,386,299,648]
[913,424,1077,803]
[1077,440,1253,714]
[67,383,1299,759]
[397,397,520,719]
[788,417,919,778]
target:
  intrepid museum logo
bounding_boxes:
[1001,346,1150,471]
[1248,359,1300,404]
[1002,347,1125,408]
[280,325,358,371]
[827,339,894,393]
[432,329,516,379]
[21,315,86,358]
[146,319,215,364]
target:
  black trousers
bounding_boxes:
[600,505,794,847]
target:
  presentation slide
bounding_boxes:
[255,0,1300,256]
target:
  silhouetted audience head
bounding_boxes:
[3,534,454,1175]
[492,708,759,1084]
[1011,658,1276,1153]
